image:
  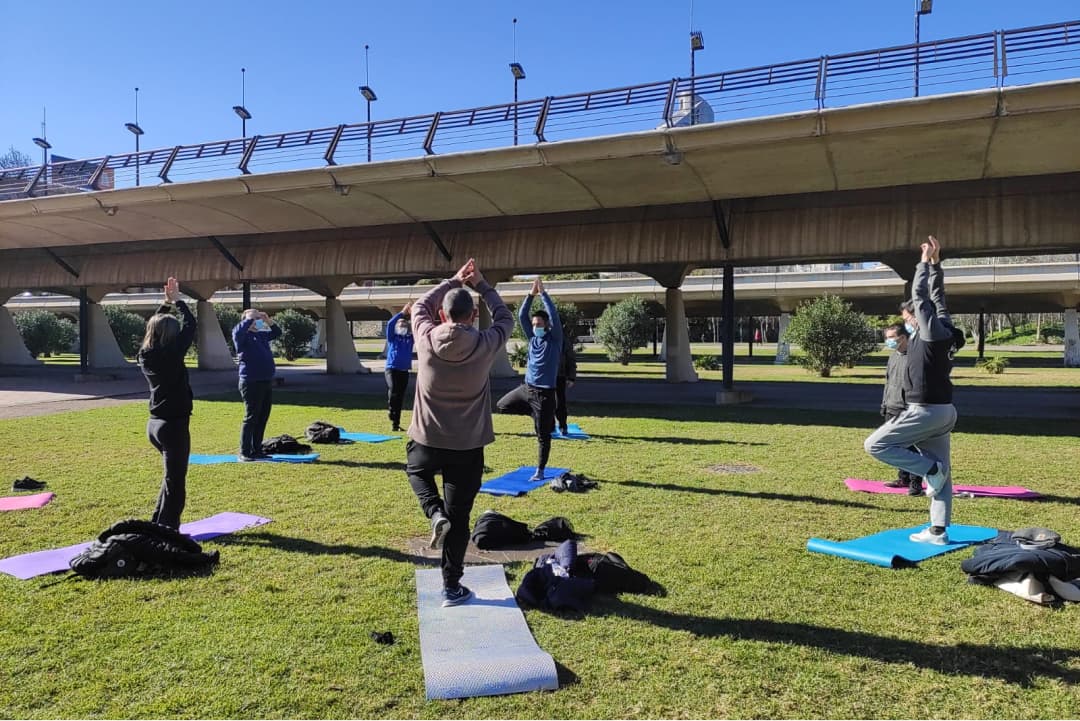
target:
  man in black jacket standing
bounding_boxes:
[879,323,920,494]
[865,236,958,544]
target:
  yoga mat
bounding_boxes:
[807,523,998,568]
[338,429,400,443]
[0,492,54,512]
[189,453,319,465]
[0,512,271,580]
[479,467,570,497]
[552,423,589,441]
[416,564,558,700]
[845,478,1041,499]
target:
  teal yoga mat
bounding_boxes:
[552,423,589,440]
[338,429,400,443]
[416,564,558,700]
[806,524,998,568]
[189,453,319,465]
[479,467,570,497]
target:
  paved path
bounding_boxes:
[2,362,1076,421]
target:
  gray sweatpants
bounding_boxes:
[864,403,957,528]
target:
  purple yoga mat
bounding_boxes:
[0,511,271,580]
[845,478,1041,499]
[0,492,55,511]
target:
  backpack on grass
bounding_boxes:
[69,519,219,579]
[262,434,312,454]
[305,421,341,444]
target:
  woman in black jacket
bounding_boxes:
[136,277,197,529]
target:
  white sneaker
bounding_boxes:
[429,513,451,549]
[924,461,949,497]
[909,527,949,545]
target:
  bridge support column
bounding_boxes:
[0,305,41,366]
[775,312,792,365]
[85,301,129,368]
[1065,308,1079,368]
[662,287,697,383]
[194,301,235,370]
[479,298,518,378]
[325,297,365,374]
[308,319,327,358]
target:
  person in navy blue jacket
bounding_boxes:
[385,303,415,431]
[136,277,196,528]
[232,308,282,461]
[496,277,562,481]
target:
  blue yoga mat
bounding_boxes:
[479,467,570,497]
[552,423,589,441]
[417,564,558,700]
[189,453,320,465]
[338,429,400,443]
[807,524,998,568]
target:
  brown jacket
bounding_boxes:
[408,278,513,450]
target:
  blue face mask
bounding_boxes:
[904,322,916,335]
[254,319,268,331]
[533,327,547,339]
[884,338,899,350]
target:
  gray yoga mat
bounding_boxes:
[416,564,558,700]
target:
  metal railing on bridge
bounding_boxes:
[1,19,1077,200]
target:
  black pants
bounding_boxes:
[497,383,556,470]
[555,376,569,432]
[405,440,484,589]
[147,416,190,529]
[385,369,410,427]
[239,379,273,456]
[885,410,917,485]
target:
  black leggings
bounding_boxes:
[497,383,556,469]
[385,369,410,427]
[147,416,190,529]
[239,379,273,456]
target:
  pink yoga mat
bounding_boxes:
[845,478,1041,499]
[0,511,271,580]
[0,492,55,511]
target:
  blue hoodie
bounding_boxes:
[232,318,282,382]
[385,311,414,371]
[519,292,562,389]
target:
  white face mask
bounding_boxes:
[395,324,409,336]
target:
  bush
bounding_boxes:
[784,294,879,377]
[975,356,1009,374]
[509,299,583,342]
[595,296,652,365]
[214,304,241,354]
[508,342,529,368]
[693,354,722,371]
[103,306,147,357]
[13,310,77,358]
[271,308,317,360]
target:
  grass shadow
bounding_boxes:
[317,460,405,471]
[587,433,767,446]
[213,532,432,565]
[609,478,922,512]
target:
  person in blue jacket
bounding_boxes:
[232,308,282,461]
[496,277,562,481]
[385,303,414,431]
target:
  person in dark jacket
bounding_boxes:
[555,332,578,436]
[232,308,282,461]
[879,323,919,494]
[384,303,414,432]
[496,278,562,481]
[865,235,958,544]
[136,277,196,529]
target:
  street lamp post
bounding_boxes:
[233,67,252,143]
[915,0,933,97]
[510,18,526,146]
[32,108,51,195]
[359,44,376,162]
[690,31,704,125]
[125,87,144,186]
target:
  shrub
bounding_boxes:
[508,342,529,368]
[271,308,318,360]
[214,304,241,354]
[103,306,148,357]
[784,294,879,377]
[693,354,722,371]
[594,296,652,365]
[13,310,77,358]
[975,356,1009,374]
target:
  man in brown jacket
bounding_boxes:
[407,258,514,607]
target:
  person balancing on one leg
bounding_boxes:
[864,235,959,544]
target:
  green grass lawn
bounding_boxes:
[2,394,1079,718]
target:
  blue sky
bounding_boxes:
[2,0,1076,164]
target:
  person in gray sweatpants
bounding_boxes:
[864,235,958,544]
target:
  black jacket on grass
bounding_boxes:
[137,301,196,420]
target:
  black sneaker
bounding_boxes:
[430,512,451,549]
[237,454,265,463]
[12,476,46,492]
[442,585,474,607]
[907,479,925,496]
[559,426,569,436]
[530,468,546,482]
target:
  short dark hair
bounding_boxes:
[531,309,549,322]
[899,300,915,314]
[885,323,908,337]
[443,288,475,322]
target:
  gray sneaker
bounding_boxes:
[430,512,451,549]
[442,584,474,607]
[924,461,949,497]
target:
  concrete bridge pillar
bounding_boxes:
[325,297,364,374]
[181,282,235,371]
[482,273,518,378]
[662,288,698,383]
[0,300,41,366]
[775,311,793,365]
[308,318,327,358]
[1064,307,1079,368]
[76,286,129,369]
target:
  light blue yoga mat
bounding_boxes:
[189,453,320,465]
[479,467,570,497]
[338,429,400,443]
[552,423,589,441]
[416,564,558,700]
[807,524,998,568]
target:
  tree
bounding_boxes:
[784,294,879,377]
[13,310,78,358]
[271,308,317,360]
[213,303,242,354]
[0,146,33,169]
[509,298,583,342]
[103,306,147,357]
[594,296,652,364]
